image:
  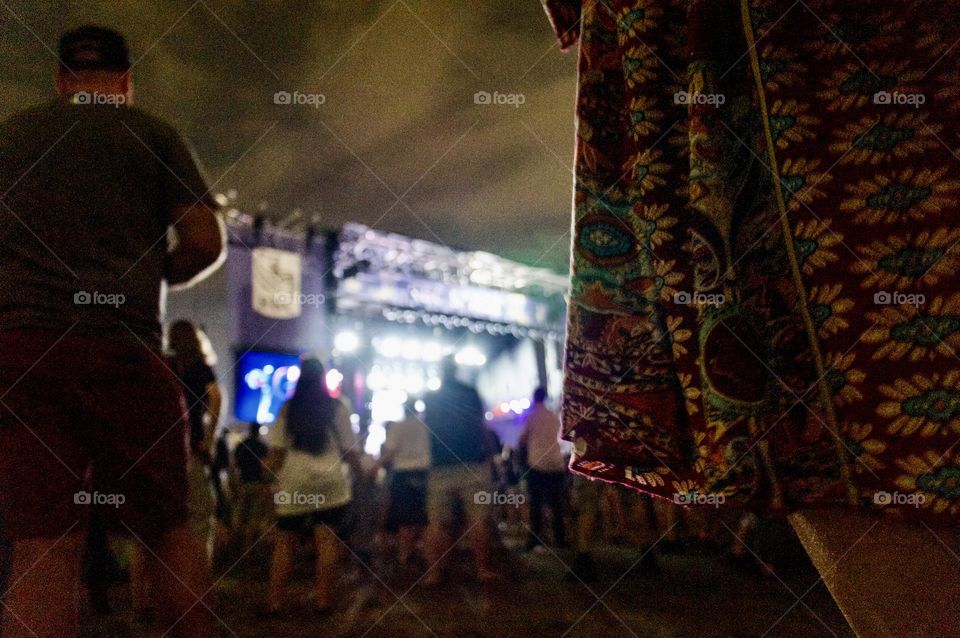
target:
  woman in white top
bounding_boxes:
[380,400,431,564]
[263,359,359,616]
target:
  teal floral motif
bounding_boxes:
[578,217,636,265]
[845,437,865,459]
[794,237,818,266]
[809,303,832,328]
[630,109,648,128]
[840,69,896,97]
[769,114,797,143]
[891,316,960,347]
[825,368,847,395]
[917,466,960,499]
[903,389,960,423]
[618,9,647,35]
[879,246,945,277]
[760,58,788,84]
[780,174,805,202]
[866,182,932,211]
[854,123,916,153]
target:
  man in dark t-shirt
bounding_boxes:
[422,358,495,584]
[0,26,223,638]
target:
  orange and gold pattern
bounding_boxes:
[544,0,960,524]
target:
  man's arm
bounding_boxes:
[166,203,225,289]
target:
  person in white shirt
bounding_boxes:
[380,401,431,564]
[518,388,568,550]
[262,359,360,617]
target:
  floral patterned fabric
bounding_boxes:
[546,0,960,524]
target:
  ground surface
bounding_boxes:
[81,540,854,638]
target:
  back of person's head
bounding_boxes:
[168,320,203,365]
[533,387,548,405]
[56,26,133,102]
[440,356,458,382]
[286,358,336,454]
[247,421,261,439]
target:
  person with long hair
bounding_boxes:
[168,320,222,557]
[263,358,360,616]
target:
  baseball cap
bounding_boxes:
[58,26,131,73]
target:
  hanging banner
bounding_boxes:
[251,247,302,319]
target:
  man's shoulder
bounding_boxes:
[118,105,181,140]
[2,100,58,132]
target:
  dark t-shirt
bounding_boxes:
[423,379,491,467]
[181,360,216,452]
[0,98,213,345]
[235,436,268,484]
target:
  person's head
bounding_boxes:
[247,421,261,438]
[440,356,458,382]
[168,320,203,364]
[286,358,337,454]
[56,26,134,104]
[533,387,548,405]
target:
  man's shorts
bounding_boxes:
[0,330,190,540]
[426,463,491,529]
[276,505,348,535]
[385,469,428,532]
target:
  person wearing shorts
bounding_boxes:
[263,359,360,616]
[422,358,495,584]
[381,402,431,564]
[0,26,224,638]
[233,422,272,550]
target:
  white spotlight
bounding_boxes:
[334,330,360,353]
[455,346,487,367]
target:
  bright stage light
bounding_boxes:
[401,339,421,360]
[455,346,487,367]
[367,367,386,391]
[426,376,442,391]
[377,337,403,358]
[334,331,360,353]
[422,341,444,362]
[325,368,344,394]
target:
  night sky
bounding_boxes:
[0,0,578,273]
